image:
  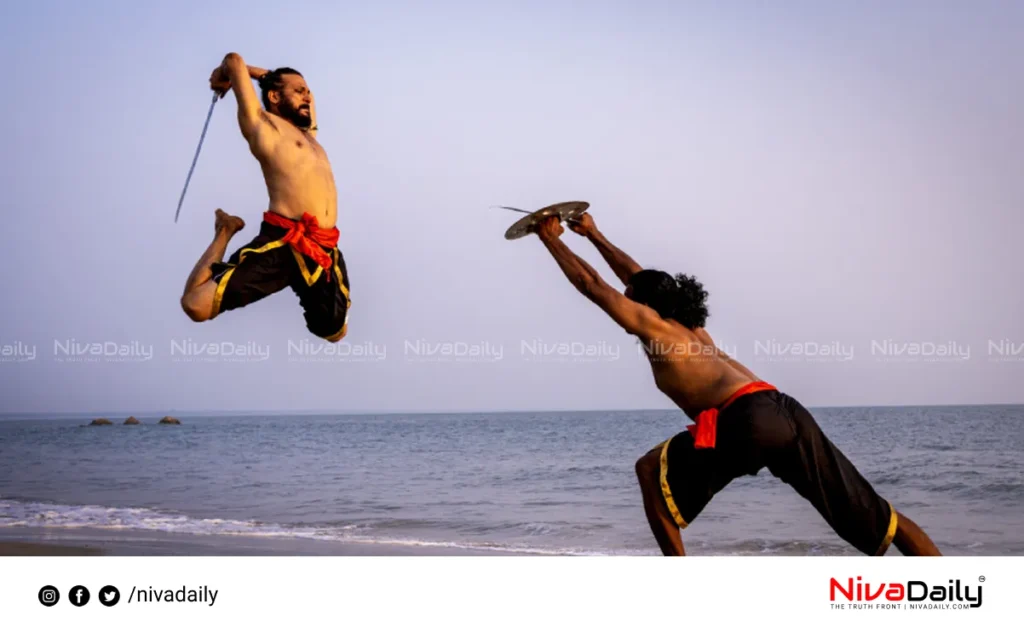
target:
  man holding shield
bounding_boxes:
[529,211,941,557]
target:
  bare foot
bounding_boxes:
[214,208,246,236]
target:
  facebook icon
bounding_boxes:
[69,585,90,607]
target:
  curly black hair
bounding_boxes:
[627,269,709,329]
[258,67,303,110]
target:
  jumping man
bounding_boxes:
[532,212,941,556]
[180,53,351,342]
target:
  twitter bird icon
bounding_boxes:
[99,585,120,607]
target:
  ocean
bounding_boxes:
[1,405,1022,555]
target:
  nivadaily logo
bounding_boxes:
[830,576,983,610]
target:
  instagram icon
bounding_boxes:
[38,585,60,607]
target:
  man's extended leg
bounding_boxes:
[893,511,942,556]
[181,209,246,322]
[768,392,942,556]
[635,446,686,556]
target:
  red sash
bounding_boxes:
[687,381,777,449]
[264,211,339,281]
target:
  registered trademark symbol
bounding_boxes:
[979,576,986,583]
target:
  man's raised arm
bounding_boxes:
[210,53,272,142]
[536,217,664,339]
[568,213,642,286]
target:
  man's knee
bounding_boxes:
[180,293,213,323]
[319,323,348,343]
[635,447,662,487]
[305,309,348,342]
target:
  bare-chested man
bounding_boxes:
[532,212,942,556]
[180,53,351,342]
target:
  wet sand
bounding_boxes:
[0,527,519,556]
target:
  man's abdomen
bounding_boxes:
[264,159,337,228]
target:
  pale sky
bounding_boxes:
[1,0,1022,414]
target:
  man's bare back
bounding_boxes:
[531,211,756,418]
[640,324,757,420]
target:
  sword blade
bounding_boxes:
[174,93,219,223]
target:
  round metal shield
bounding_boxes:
[503,201,590,240]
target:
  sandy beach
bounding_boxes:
[0,540,101,556]
[0,527,518,556]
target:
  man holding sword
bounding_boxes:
[179,52,351,343]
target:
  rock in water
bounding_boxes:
[124,416,141,425]
[159,416,181,425]
[89,418,113,426]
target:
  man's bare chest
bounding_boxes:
[269,134,332,175]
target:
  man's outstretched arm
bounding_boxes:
[569,213,642,286]
[536,217,662,338]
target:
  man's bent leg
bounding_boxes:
[292,247,352,342]
[181,209,246,322]
[636,445,686,556]
[893,511,942,556]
